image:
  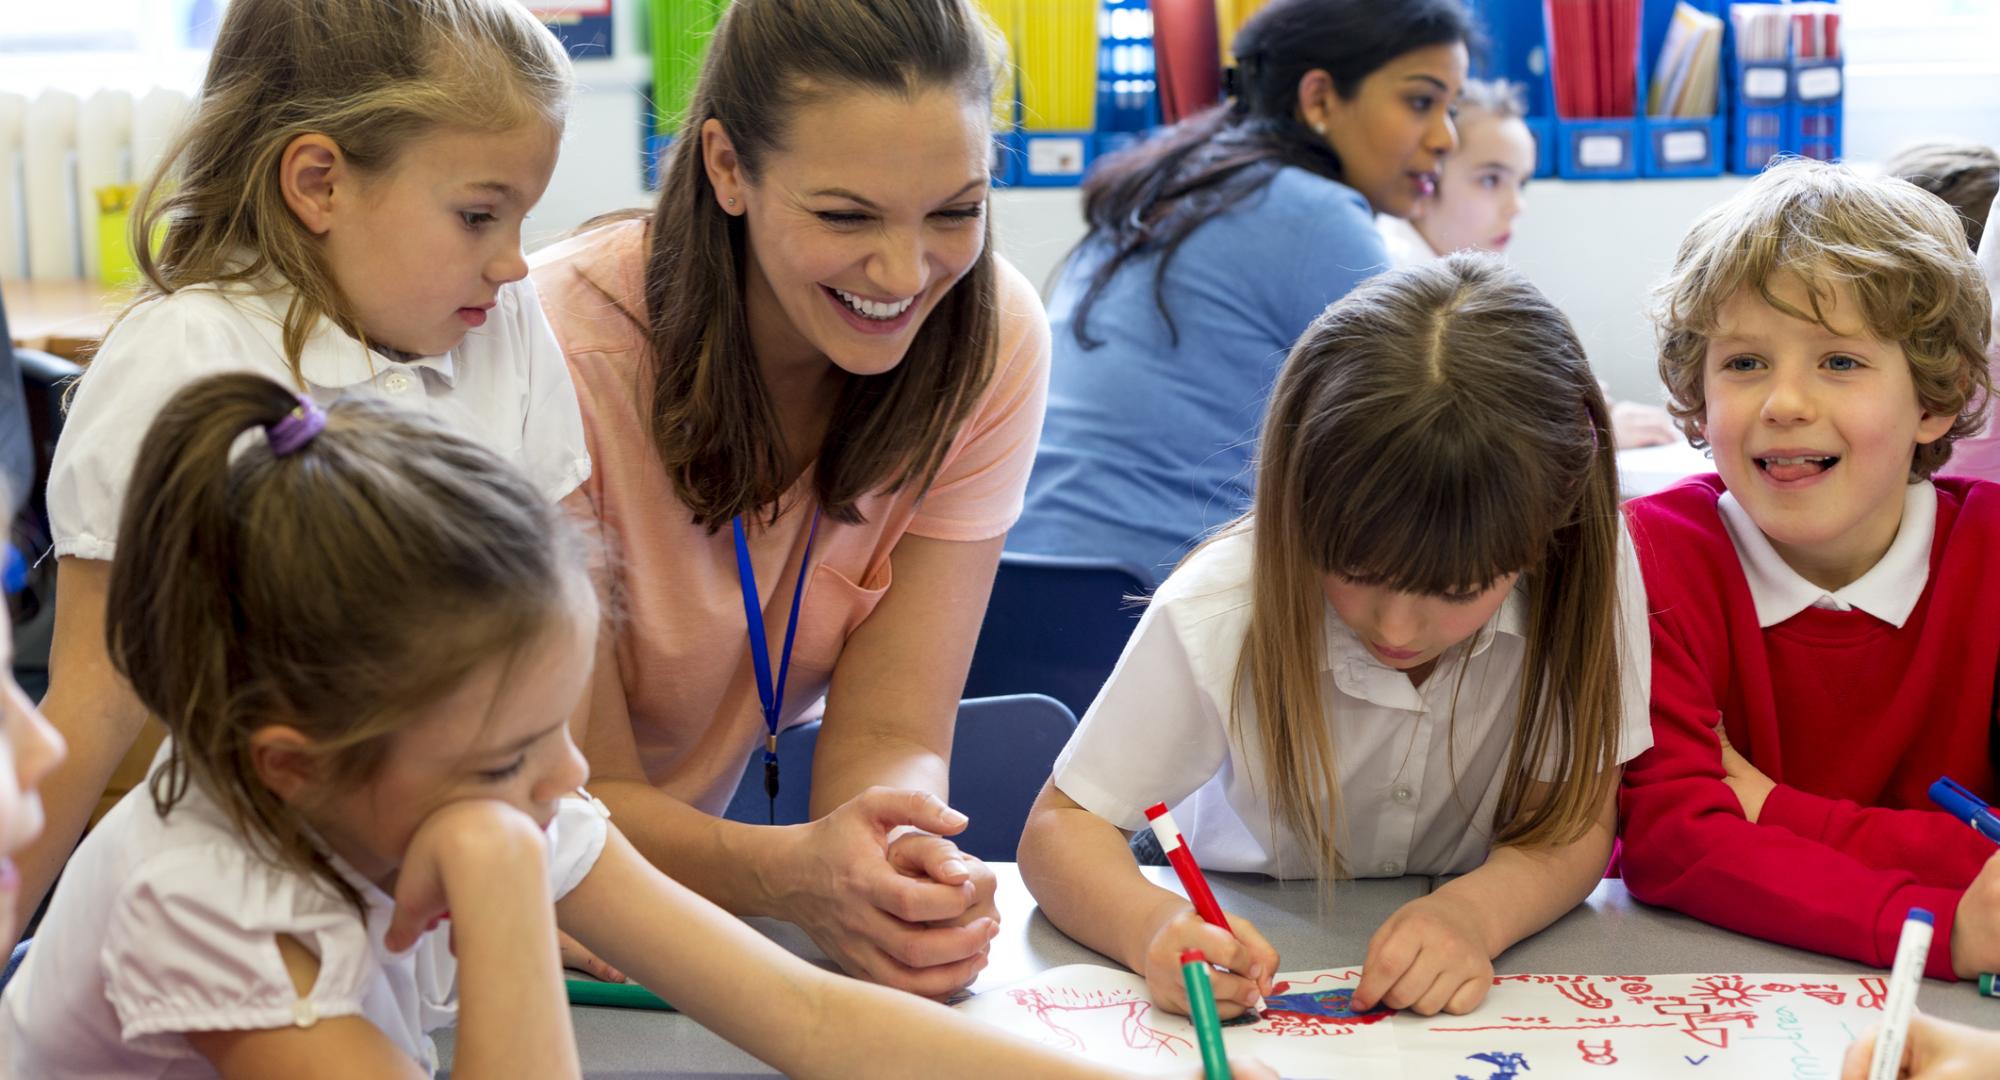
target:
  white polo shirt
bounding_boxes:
[48,275,590,561]
[1716,480,1935,628]
[1050,525,1653,880]
[5,778,609,1077]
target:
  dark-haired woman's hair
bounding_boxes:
[105,373,589,914]
[1221,252,1624,881]
[1070,0,1471,347]
[640,0,1008,529]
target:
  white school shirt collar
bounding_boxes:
[1318,584,1529,711]
[224,278,461,390]
[1715,480,1935,629]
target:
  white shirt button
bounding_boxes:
[292,998,317,1028]
[1392,784,1414,804]
[383,372,413,395]
[1378,860,1403,876]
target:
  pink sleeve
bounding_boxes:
[906,258,1051,543]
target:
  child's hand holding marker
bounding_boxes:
[1842,1012,2000,1080]
[1351,892,1495,1016]
[1142,803,1279,1019]
[1140,904,1278,1019]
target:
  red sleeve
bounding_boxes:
[1619,607,1966,981]
[1759,784,1997,888]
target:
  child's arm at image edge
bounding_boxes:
[560,824,1136,1080]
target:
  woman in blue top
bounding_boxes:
[1009,0,1472,579]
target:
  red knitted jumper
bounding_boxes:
[1620,474,2000,980]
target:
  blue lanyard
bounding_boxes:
[732,509,821,823]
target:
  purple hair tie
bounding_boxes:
[264,395,327,457]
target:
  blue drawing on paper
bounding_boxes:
[1457,1050,1531,1079]
[1261,987,1387,1020]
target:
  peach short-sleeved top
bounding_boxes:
[530,220,1050,813]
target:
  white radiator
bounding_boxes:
[0,87,190,282]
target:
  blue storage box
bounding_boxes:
[1556,118,1641,180]
[1525,116,1557,179]
[1727,60,1788,174]
[1788,58,1843,162]
[990,131,1021,188]
[1641,116,1724,177]
[1014,130,1097,187]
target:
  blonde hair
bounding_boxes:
[126,0,571,377]
[1228,253,1623,880]
[1455,77,1528,126]
[106,373,591,914]
[1654,159,1993,479]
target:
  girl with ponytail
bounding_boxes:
[7,373,1275,1080]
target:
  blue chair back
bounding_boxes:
[944,693,1076,861]
[721,693,1078,862]
[963,552,1152,718]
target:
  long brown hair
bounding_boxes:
[105,373,589,913]
[642,0,1007,529]
[1231,253,1624,880]
[126,0,571,377]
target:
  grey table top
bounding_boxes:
[438,867,1991,1078]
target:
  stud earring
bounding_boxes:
[727,197,737,208]
[1312,122,1327,136]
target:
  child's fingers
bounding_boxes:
[1443,973,1488,1016]
[559,929,626,983]
[1352,929,1414,1010]
[1225,914,1281,995]
[1372,944,1443,1013]
[1410,966,1469,1016]
[1206,969,1264,1019]
[1839,1027,1877,1080]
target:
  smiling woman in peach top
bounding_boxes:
[530,0,1047,998]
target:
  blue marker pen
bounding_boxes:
[1928,777,2000,844]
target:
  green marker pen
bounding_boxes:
[1180,948,1232,1080]
[566,977,675,1012]
[1981,973,1998,998]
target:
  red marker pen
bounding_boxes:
[1145,802,1263,1012]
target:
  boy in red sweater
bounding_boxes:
[1620,159,2000,981]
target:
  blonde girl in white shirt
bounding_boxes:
[19,0,593,950]
[1019,254,1653,1022]
[4,372,1275,1080]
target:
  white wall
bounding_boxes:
[988,177,1748,406]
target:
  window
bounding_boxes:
[0,1,226,98]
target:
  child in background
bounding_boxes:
[4,373,1276,1080]
[1376,79,1675,449]
[1885,141,2000,253]
[1377,79,1535,267]
[20,0,593,949]
[1886,141,2000,483]
[1619,160,2000,983]
[1018,255,1653,1020]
